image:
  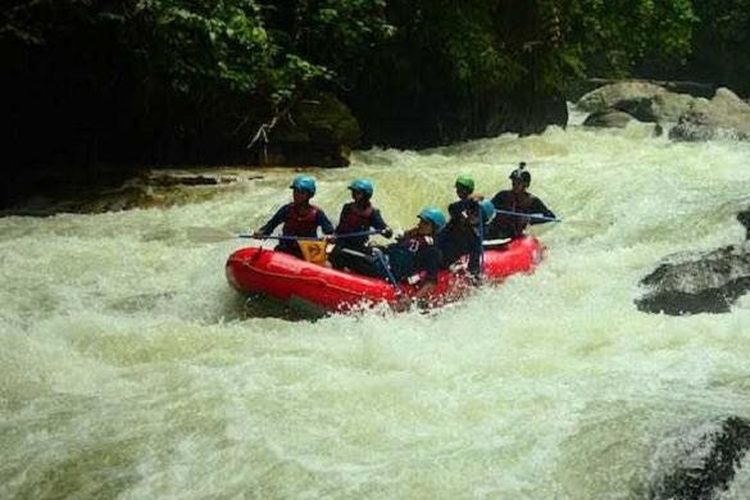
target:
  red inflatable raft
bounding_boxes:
[226,236,543,313]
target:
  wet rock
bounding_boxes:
[577,81,666,113]
[636,243,750,315]
[738,208,750,240]
[0,185,160,216]
[577,81,694,123]
[583,110,634,128]
[614,97,660,122]
[0,168,265,217]
[574,81,750,139]
[669,88,750,142]
[147,173,241,187]
[649,416,750,500]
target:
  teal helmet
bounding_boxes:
[479,200,496,224]
[348,178,374,198]
[290,175,316,196]
[455,175,475,193]
[418,207,446,232]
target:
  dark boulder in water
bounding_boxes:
[637,209,750,315]
[636,244,750,315]
[738,207,750,240]
[649,416,750,500]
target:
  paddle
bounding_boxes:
[477,214,485,275]
[187,227,382,244]
[371,248,405,299]
[493,209,605,228]
[494,209,561,223]
[483,238,512,247]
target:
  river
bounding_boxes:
[2,114,750,498]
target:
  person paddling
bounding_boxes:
[329,179,393,272]
[440,198,496,281]
[253,175,334,259]
[486,162,556,239]
[366,207,445,309]
[439,176,480,276]
[448,175,479,223]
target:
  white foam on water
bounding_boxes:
[1,126,750,498]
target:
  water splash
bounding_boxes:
[2,125,750,498]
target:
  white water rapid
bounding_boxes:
[2,116,750,498]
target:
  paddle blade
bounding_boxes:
[186,226,238,243]
[298,240,329,265]
[483,238,512,247]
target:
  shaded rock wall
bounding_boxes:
[353,91,568,149]
[259,92,361,168]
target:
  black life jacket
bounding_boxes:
[388,231,436,280]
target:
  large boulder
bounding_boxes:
[577,81,665,113]
[576,81,694,123]
[649,416,750,500]
[669,88,750,142]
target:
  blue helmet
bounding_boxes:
[290,175,316,196]
[348,178,374,197]
[418,207,446,232]
[479,200,496,224]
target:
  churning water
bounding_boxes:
[2,116,750,498]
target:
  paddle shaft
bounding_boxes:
[478,216,485,275]
[495,209,560,223]
[241,229,381,242]
[372,249,405,296]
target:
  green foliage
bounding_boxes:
[563,0,697,77]
[128,0,274,94]
[4,0,749,169]
[421,2,525,94]
[3,0,392,103]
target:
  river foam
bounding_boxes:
[2,124,749,498]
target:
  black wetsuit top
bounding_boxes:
[488,190,555,239]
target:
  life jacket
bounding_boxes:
[444,199,474,236]
[337,202,375,233]
[282,202,320,237]
[388,232,435,280]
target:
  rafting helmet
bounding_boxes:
[348,178,374,198]
[479,200,496,224]
[509,162,531,185]
[455,175,475,193]
[418,207,446,232]
[290,175,316,196]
